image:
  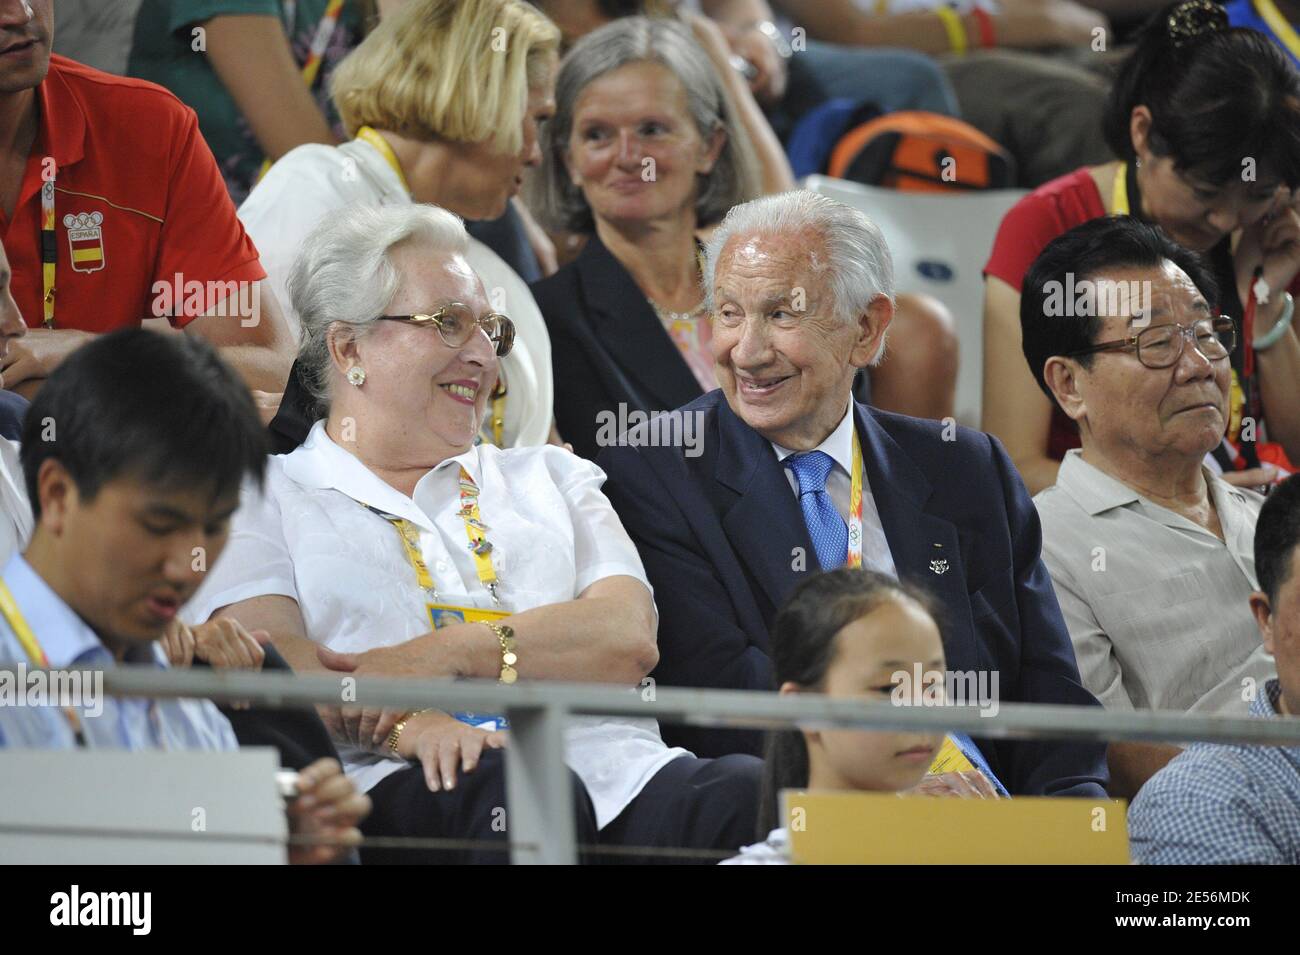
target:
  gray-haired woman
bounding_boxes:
[187,202,762,863]
[528,16,765,459]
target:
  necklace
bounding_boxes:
[649,298,708,324]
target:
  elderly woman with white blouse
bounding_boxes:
[186,203,761,864]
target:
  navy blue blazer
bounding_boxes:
[597,390,1108,798]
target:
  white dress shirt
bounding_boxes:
[0,439,32,568]
[1035,450,1275,714]
[238,138,553,448]
[0,553,237,751]
[185,422,687,827]
[770,402,898,577]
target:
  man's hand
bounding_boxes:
[398,710,507,793]
[0,327,93,389]
[163,618,268,670]
[909,769,1002,798]
[285,758,371,865]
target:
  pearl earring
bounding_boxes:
[346,366,366,387]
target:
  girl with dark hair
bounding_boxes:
[983,0,1300,496]
[723,568,1003,865]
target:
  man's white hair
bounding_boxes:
[702,190,896,345]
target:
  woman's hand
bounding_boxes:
[726,23,788,106]
[994,0,1108,49]
[285,757,371,865]
[399,710,507,793]
[1221,466,1281,492]
[1236,194,1300,317]
[314,642,465,751]
[908,769,1002,798]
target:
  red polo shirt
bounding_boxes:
[2,55,265,332]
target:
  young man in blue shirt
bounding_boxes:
[0,329,369,863]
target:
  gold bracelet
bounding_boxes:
[484,622,518,684]
[386,708,431,754]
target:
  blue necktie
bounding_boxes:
[787,451,847,570]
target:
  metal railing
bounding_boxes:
[4,665,1299,863]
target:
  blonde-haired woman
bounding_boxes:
[240,0,562,453]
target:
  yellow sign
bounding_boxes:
[783,791,1130,864]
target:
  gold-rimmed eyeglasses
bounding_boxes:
[377,302,516,357]
[1065,316,1236,369]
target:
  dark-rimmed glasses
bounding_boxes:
[1066,316,1236,369]
[378,303,515,357]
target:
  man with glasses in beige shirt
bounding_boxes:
[1020,216,1279,799]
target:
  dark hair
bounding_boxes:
[1102,2,1300,188]
[757,568,942,837]
[1255,474,1300,605]
[21,330,268,518]
[1019,215,1219,413]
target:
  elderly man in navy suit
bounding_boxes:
[598,191,1107,797]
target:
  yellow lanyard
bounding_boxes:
[480,375,507,448]
[846,429,865,568]
[40,177,56,328]
[0,577,86,744]
[362,506,438,599]
[1111,162,1129,216]
[1255,0,1300,61]
[362,467,503,605]
[356,126,409,191]
[458,467,501,603]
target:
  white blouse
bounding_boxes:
[185,422,687,827]
[238,138,553,449]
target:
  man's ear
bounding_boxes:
[326,322,363,377]
[1249,592,1275,656]
[1043,356,1087,425]
[1129,105,1153,164]
[35,458,77,536]
[850,294,894,369]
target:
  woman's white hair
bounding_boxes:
[289,203,470,415]
[702,191,896,359]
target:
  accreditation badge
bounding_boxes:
[428,602,512,730]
